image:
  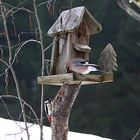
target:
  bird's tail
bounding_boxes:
[89,66,110,74]
[88,66,98,72]
[83,63,99,67]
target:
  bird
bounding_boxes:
[44,99,53,123]
[66,58,100,74]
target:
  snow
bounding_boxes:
[0,117,113,140]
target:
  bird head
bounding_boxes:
[44,98,52,104]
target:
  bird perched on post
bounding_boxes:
[44,99,53,123]
[66,58,99,74]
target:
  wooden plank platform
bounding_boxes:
[37,73,114,86]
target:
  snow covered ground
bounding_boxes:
[0,117,113,140]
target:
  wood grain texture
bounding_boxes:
[37,73,114,86]
[51,82,81,140]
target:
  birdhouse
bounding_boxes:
[47,6,102,75]
[37,6,117,86]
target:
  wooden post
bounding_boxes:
[51,81,81,140]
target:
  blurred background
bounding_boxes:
[0,0,140,140]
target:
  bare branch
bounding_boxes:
[43,41,53,52]
[1,98,35,133]
[117,0,140,22]
[0,95,39,125]
[36,1,48,8]
[132,128,140,140]
[0,39,41,78]
[0,58,9,66]
[4,69,9,94]
[33,0,45,139]
[4,2,34,17]
[0,1,30,139]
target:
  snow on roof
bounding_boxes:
[47,6,102,36]
[0,117,113,140]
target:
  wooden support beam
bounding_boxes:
[37,73,73,86]
[37,73,114,86]
[51,82,81,140]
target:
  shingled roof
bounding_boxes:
[47,6,102,36]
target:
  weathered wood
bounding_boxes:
[51,82,81,140]
[73,44,91,52]
[50,36,59,75]
[55,33,71,74]
[98,43,118,72]
[37,73,114,86]
[73,73,101,82]
[102,73,114,81]
[47,6,102,36]
[48,6,103,75]
[37,73,73,85]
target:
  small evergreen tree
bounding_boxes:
[98,43,118,72]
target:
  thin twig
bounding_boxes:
[69,0,73,8]
[0,39,41,78]
[1,99,34,132]
[43,41,53,52]
[33,0,45,139]
[4,2,34,16]
[117,0,140,22]
[0,95,39,125]
[0,1,30,139]
[132,128,140,140]
[36,1,48,8]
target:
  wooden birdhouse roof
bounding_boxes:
[47,6,102,36]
